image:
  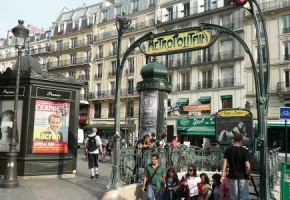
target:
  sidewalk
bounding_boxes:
[0,149,111,200]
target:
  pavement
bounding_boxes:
[0,148,281,200]
[0,148,112,200]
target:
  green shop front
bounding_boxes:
[177,118,215,147]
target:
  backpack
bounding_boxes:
[87,135,98,152]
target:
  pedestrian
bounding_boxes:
[209,173,222,200]
[158,133,167,149]
[151,133,157,145]
[177,164,201,200]
[171,136,179,148]
[106,140,114,162]
[142,153,166,200]
[163,167,179,200]
[84,127,103,179]
[221,134,251,200]
[198,173,210,200]
[220,167,230,200]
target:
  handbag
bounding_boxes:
[144,166,160,191]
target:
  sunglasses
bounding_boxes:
[188,169,193,172]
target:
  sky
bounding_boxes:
[0,0,102,38]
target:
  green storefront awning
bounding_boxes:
[198,97,211,103]
[184,126,215,136]
[221,95,232,99]
[176,98,189,106]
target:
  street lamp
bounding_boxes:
[1,20,29,189]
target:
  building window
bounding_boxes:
[70,37,78,48]
[282,14,290,34]
[220,68,234,87]
[109,81,115,96]
[56,56,61,67]
[127,58,134,73]
[221,14,233,30]
[56,40,63,51]
[96,63,103,78]
[126,100,134,118]
[110,61,117,77]
[179,73,190,91]
[284,41,290,60]
[58,24,64,32]
[70,54,77,64]
[73,20,79,30]
[285,71,290,88]
[166,7,173,21]
[148,0,155,7]
[88,16,94,26]
[127,79,134,94]
[129,37,135,47]
[258,20,265,37]
[168,74,172,84]
[111,41,117,55]
[183,3,190,17]
[108,102,115,118]
[220,40,233,59]
[101,10,108,22]
[86,34,93,45]
[132,0,139,13]
[200,70,212,89]
[98,45,103,58]
[115,6,122,17]
[94,103,101,118]
[96,83,101,95]
[221,95,233,109]
[201,47,211,62]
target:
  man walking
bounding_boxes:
[221,134,251,200]
[142,153,166,200]
[84,127,103,179]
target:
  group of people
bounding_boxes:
[142,134,251,200]
[135,133,179,151]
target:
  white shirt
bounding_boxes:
[84,133,102,154]
[187,176,201,197]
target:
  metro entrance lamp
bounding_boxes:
[1,20,29,189]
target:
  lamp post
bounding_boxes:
[1,20,29,189]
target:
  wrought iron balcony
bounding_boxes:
[198,54,212,63]
[121,87,138,96]
[94,73,102,79]
[89,90,116,99]
[126,67,134,74]
[197,80,213,90]
[127,19,155,33]
[284,54,290,61]
[108,71,116,77]
[47,57,91,69]
[94,30,117,41]
[29,46,50,55]
[176,83,191,91]
[278,81,290,93]
[176,57,192,67]
[80,75,90,82]
[216,78,235,88]
[80,94,89,101]
[50,39,92,52]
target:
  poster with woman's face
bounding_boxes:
[0,100,23,152]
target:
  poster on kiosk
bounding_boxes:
[32,99,70,154]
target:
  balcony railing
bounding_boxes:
[284,54,290,61]
[222,23,234,30]
[197,80,213,89]
[29,46,51,55]
[127,19,155,33]
[47,57,91,69]
[216,78,235,88]
[94,73,102,79]
[198,54,213,63]
[89,88,138,99]
[245,0,290,16]
[126,67,135,74]
[277,81,290,92]
[176,83,191,91]
[0,52,18,59]
[80,75,90,82]
[50,39,92,52]
[108,71,116,77]
[94,30,117,41]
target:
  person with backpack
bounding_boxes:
[84,127,103,179]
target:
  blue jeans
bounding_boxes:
[229,178,249,200]
[147,185,162,200]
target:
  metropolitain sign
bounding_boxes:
[141,28,217,56]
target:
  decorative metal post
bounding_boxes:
[1,20,29,189]
[233,1,270,199]
[107,13,132,190]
